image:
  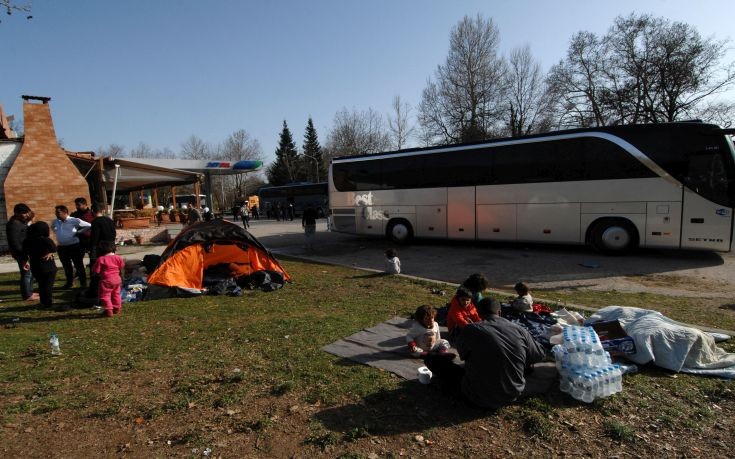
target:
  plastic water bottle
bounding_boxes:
[49,333,61,355]
[571,370,583,400]
[612,365,622,392]
[559,364,571,393]
[619,363,639,375]
[581,375,594,403]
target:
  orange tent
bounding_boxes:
[146,219,289,297]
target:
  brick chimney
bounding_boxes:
[3,96,90,224]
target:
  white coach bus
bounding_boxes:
[328,122,735,254]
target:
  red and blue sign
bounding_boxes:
[205,160,262,170]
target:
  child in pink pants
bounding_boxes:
[92,241,125,317]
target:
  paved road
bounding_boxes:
[3,217,733,301]
[245,219,735,300]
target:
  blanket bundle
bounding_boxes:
[587,306,735,378]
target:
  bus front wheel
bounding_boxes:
[387,219,413,244]
[591,219,638,254]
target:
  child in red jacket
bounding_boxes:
[446,286,482,336]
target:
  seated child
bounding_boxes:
[510,281,533,312]
[385,248,401,274]
[446,286,482,336]
[406,305,450,357]
[462,273,488,305]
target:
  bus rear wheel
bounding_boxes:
[591,219,638,254]
[387,219,413,244]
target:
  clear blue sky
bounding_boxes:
[2,0,734,166]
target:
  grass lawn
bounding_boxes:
[1,258,733,457]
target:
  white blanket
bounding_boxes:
[587,306,735,378]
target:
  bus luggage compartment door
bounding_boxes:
[416,206,447,238]
[477,204,517,241]
[517,203,581,243]
[447,187,476,240]
[680,189,732,251]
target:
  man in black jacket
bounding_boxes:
[424,300,547,408]
[5,203,38,301]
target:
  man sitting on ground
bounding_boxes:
[424,299,546,409]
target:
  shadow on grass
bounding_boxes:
[314,381,490,436]
[719,304,735,311]
[1,311,103,324]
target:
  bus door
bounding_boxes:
[447,187,476,239]
[681,189,732,251]
[680,149,734,251]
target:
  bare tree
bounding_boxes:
[547,31,608,128]
[151,147,178,159]
[387,95,415,149]
[0,0,32,23]
[503,45,551,136]
[418,14,507,144]
[696,100,735,128]
[220,129,264,200]
[325,107,391,159]
[180,135,211,160]
[548,14,735,127]
[129,142,153,158]
[97,143,126,157]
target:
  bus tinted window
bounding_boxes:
[582,137,656,181]
[618,125,735,207]
[333,137,657,191]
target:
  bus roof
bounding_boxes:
[330,121,725,162]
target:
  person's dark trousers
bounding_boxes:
[241,215,250,228]
[87,255,100,299]
[424,354,466,398]
[15,258,34,299]
[58,244,87,288]
[35,270,56,307]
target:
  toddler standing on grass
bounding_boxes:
[385,249,401,274]
[406,305,451,358]
[92,240,125,318]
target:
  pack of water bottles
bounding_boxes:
[552,325,623,403]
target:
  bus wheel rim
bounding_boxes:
[392,224,408,240]
[601,226,630,250]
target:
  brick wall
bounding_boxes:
[3,99,90,227]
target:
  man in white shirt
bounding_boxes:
[52,205,92,289]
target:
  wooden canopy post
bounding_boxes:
[153,187,159,207]
[171,186,177,208]
[129,191,134,208]
[194,181,201,208]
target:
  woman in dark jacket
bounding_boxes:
[6,203,37,300]
[22,221,58,308]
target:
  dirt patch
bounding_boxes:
[2,375,734,457]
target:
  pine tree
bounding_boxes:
[266,121,299,186]
[301,117,327,183]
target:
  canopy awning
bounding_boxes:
[68,154,203,191]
